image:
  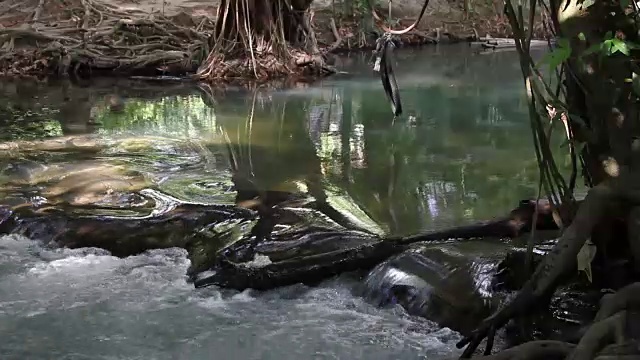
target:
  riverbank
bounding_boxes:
[0,0,543,81]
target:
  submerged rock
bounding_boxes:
[0,200,256,258]
[1,159,150,208]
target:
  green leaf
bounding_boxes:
[621,0,630,9]
[577,32,586,41]
[538,39,571,69]
[557,37,570,49]
[610,38,630,55]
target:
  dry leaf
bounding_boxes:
[577,239,597,282]
[551,209,564,229]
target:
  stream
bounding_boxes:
[0,45,559,359]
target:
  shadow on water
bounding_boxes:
[0,45,587,359]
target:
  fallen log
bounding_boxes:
[0,196,563,291]
[194,198,563,290]
[470,38,551,55]
[470,38,549,48]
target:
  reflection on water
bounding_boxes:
[0,44,569,359]
[0,45,563,235]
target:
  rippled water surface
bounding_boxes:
[0,45,560,359]
[1,236,465,360]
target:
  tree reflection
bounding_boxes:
[0,62,574,239]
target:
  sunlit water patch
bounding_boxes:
[0,235,462,360]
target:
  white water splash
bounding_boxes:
[0,235,463,359]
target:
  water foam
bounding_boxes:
[0,235,463,359]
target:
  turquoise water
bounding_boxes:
[0,44,561,359]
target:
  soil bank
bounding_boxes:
[0,0,523,80]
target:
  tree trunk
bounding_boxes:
[555,0,640,270]
[196,0,331,82]
[455,0,640,357]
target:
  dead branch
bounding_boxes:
[32,0,45,24]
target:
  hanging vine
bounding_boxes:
[456,0,640,358]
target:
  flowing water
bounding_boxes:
[0,45,561,359]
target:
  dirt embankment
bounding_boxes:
[97,0,507,34]
[0,0,517,81]
[116,0,514,45]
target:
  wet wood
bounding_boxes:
[0,197,563,291]
[470,38,549,48]
[196,198,564,290]
[397,198,562,245]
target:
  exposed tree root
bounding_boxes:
[469,340,575,360]
[0,0,337,81]
[457,182,619,357]
[0,0,215,78]
[195,0,335,82]
[455,173,640,359]
[460,286,640,360]
[566,310,630,360]
[594,283,640,322]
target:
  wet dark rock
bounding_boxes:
[0,203,256,258]
[360,242,511,336]
[358,241,600,343]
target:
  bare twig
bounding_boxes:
[0,0,31,18]
[31,0,45,24]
